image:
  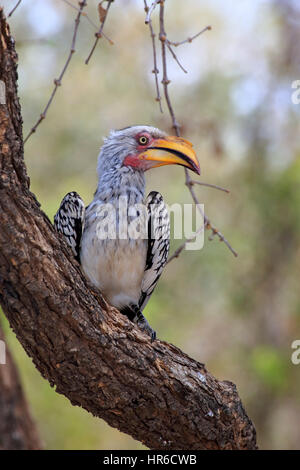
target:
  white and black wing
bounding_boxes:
[54,191,85,262]
[139,191,170,311]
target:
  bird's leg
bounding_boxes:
[121,305,156,342]
[134,309,157,343]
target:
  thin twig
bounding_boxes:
[168,25,212,47]
[159,2,180,135]
[85,0,114,65]
[61,0,113,43]
[167,225,205,264]
[24,1,88,144]
[187,180,230,194]
[8,0,22,17]
[185,173,238,257]
[144,0,163,112]
[159,0,237,259]
[145,0,160,24]
[166,41,187,73]
[61,0,97,28]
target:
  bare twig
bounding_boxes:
[159,4,180,135]
[145,0,160,24]
[61,0,97,28]
[167,225,205,264]
[144,0,163,112]
[168,25,212,47]
[159,0,237,259]
[24,1,88,144]
[185,174,238,256]
[8,0,22,17]
[166,41,187,73]
[85,0,114,65]
[61,0,113,42]
[187,180,230,193]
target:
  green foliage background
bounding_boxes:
[1,0,300,449]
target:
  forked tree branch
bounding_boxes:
[144,0,163,112]
[0,9,256,450]
[24,0,114,144]
[156,1,238,259]
[24,0,88,144]
[168,25,212,47]
[85,0,114,64]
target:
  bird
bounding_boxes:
[54,125,200,341]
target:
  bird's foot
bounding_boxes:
[120,305,157,342]
[136,315,156,342]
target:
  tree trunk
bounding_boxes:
[0,324,42,449]
[0,8,257,450]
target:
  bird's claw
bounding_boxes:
[137,317,156,342]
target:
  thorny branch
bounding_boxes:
[144,1,211,104]
[8,0,22,18]
[85,0,114,64]
[145,0,161,25]
[60,0,113,42]
[156,0,238,259]
[168,25,212,47]
[144,0,163,112]
[188,181,230,194]
[24,0,114,143]
[185,163,238,257]
[61,0,97,29]
[167,224,205,264]
[166,41,187,74]
[24,0,88,144]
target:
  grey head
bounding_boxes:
[94,124,200,200]
[97,125,167,178]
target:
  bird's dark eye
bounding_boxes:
[138,135,149,146]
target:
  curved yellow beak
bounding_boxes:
[140,136,200,175]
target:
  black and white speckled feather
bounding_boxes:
[54,191,85,262]
[139,191,170,311]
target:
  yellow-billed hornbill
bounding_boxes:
[54,126,200,341]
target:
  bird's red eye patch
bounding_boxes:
[136,133,151,146]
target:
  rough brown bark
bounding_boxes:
[0,324,42,450]
[0,9,257,450]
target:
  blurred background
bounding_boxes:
[1,0,300,450]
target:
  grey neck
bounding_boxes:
[94,164,145,205]
[93,141,146,205]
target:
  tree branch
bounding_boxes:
[187,180,230,193]
[145,0,160,25]
[85,0,114,65]
[8,0,22,18]
[144,0,163,112]
[168,25,212,47]
[24,0,88,144]
[0,8,256,450]
[158,0,238,260]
